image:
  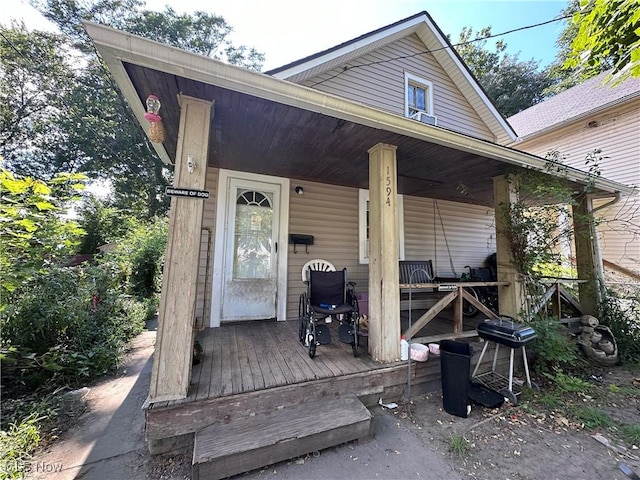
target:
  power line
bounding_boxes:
[309,13,573,88]
[0,31,24,56]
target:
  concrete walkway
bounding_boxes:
[27,322,462,480]
[238,407,463,480]
[28,324,157,480]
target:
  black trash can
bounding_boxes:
[440,340,472,418]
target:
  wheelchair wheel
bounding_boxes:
[308,334,316,358]
[298,294,306,343]
[351,299,359,357]
[462,287,480,317]
[351,328,359,357]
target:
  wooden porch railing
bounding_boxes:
[400,282,506,341]
[530,281,584,321]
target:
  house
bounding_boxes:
[508,72,640,278]
[84,11,633,475]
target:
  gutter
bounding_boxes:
[592,191,622,213]
[587,191,624,301]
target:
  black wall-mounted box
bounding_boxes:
[289,234,314,245]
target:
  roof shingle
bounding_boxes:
[508,71,640,139]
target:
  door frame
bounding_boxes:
[210,169,290,327]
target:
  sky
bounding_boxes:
[4,0,569,71]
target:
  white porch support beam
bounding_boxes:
[493,175,526,318]
[149,95,213,402]
[572,195,600,316]
[368,143,400,362]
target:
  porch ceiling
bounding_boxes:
[125,63,544,207]
[84,20,632,208]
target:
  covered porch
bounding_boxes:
[145,312,497,445]
[84,22,632,471]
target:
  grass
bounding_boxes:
[608,384,639,398]
[551,371,591,393]
[0,413,42,480]
[537,391,564,409]
[573,406,614,429]
[521,365,640,451]
[447,433,471,458]
[620,424,640,446]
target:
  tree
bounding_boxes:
[564,0,640,84]
[123,7,264,70]
[31,0,264,69]
[75,195,136,253]
[0,24,170,217]
[543,0,583,96]
[0,167,86,308]
[0,23,78,178]
[2,1,265,219]
[454,27,553,117]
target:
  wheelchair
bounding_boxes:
[298,268,360,359]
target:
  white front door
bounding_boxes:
[212,171,290,325]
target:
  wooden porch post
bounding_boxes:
[149,95,213,402]
[368,143,400,362]
[572,195,600,316]
[493,175,526,318]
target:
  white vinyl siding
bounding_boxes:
[286,181,365,319]
[403,196,496,277]
[300,34,493,141]
[594,197,640,268]
[513,100,640,272]
[286,180,496,318]
[514,102,639,186]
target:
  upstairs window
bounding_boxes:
[405,72,433,118]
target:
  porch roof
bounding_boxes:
[84,22,634,207]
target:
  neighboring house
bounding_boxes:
[508,72,640,275]
[84,12,632,472]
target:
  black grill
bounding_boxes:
[476,318,537,349]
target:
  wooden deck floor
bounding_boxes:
[155,310,483,409]
[145,313,515,443]
[159,320,383,408]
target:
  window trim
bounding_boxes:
[404,72,434,118]
[359,189,405,265]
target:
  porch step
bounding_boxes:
[192,394,372,480]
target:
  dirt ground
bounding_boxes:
[30,322,640,480]
[143,366,640,480]
[395,365,640,480]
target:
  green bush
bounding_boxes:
[545,368,591,393]
[598,287,640,365]
[108,217,168,298]
[75,195,136,254]
[0,172,164,471]
[0,413,41,480]
[0,263,148,395]
[526,315,580,374]
[0,170,86,312]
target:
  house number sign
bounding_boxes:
[386,165,392,206]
